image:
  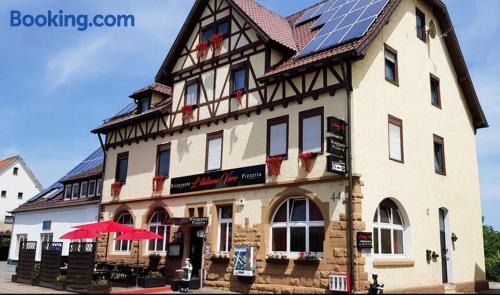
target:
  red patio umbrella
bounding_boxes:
[115,229,163,288]
[73,221,136,261]
[60,229,101,240]
[73,220,136,233]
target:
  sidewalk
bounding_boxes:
[0,262,70,294]
[480,282,500,294]
[0,261,236,294]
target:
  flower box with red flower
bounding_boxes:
[210,32,224,53]
[299,152,316,173]
[182,104,194,121]
[234,89,244,105]
[266,156,284,177]
[152,176,166,194]
[196,41,209,59]
[111,181,123,197]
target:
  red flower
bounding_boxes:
[182,104,193,121]
[235,89,243,105]
[299,152,314,173]
[266,156,284,177]
[210,33,224,53]
[152,176,166,195]
[111,181,123,197]
[196,41,209,59]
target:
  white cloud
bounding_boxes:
[45,37,107,92]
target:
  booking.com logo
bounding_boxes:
[10,10,135,31]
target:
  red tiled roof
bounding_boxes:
[231,0,297,51]
[92,99,171,133]
[130,83,172,98]
[0,156,18,172]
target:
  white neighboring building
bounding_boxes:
[8,149,103,263]
[0,155,42,232]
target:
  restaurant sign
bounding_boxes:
[356,232,373,249]
[326,116,348,175]
[164,217,209,226]
[170,164,266,194]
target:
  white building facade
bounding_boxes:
[8,149,103,263]
[0,156,42,232]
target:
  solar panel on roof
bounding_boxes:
[27,183,63,202]
[59,148,104,182]
[297,0,389,58]
[113,102,136,118]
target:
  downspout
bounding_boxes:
[340,59,355,293]
[96,133,109,260]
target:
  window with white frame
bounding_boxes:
[218,206,233,253]
[88,180,96,197]
[71,183,79,199]
[148,209,169,253]
[80,181,88,198]
[270,198,324,256]
[114,212,134,252]
[64,184,72,199]
[372,199,406,256]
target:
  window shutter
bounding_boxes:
[270,123,287,156]
[207,137,222,170]
[302,116,322,153]
[389,123,402,161]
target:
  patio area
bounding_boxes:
[0,262,236,294]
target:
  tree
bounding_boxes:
[483,222,500,282]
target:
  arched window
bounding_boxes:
[372,199,406,256]
[270,198,324,256]
[114,212,133,252]
[148,209,169,253]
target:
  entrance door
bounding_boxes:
[189,226,204,278]
[439,208,449,283]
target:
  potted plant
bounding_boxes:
[87,278,111,294]
[210,253,230,263]
[138,271,167,288]
[149,252,161,271]
[265,253,289,265]
[52,275,67,290]
[32,263,40,286]
[294,252,321,266]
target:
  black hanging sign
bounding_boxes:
[327,155,346,174]
[327,137,346,157]
[326,116,348,175]
[327,116,347,144]
[357,232,373,249]
[170,164,266,194]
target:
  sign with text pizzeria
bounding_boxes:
[326,116,348,175]
[170,164,266,194]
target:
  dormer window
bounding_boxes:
[137,98,151,114]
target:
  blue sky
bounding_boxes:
[0,1,498,228]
